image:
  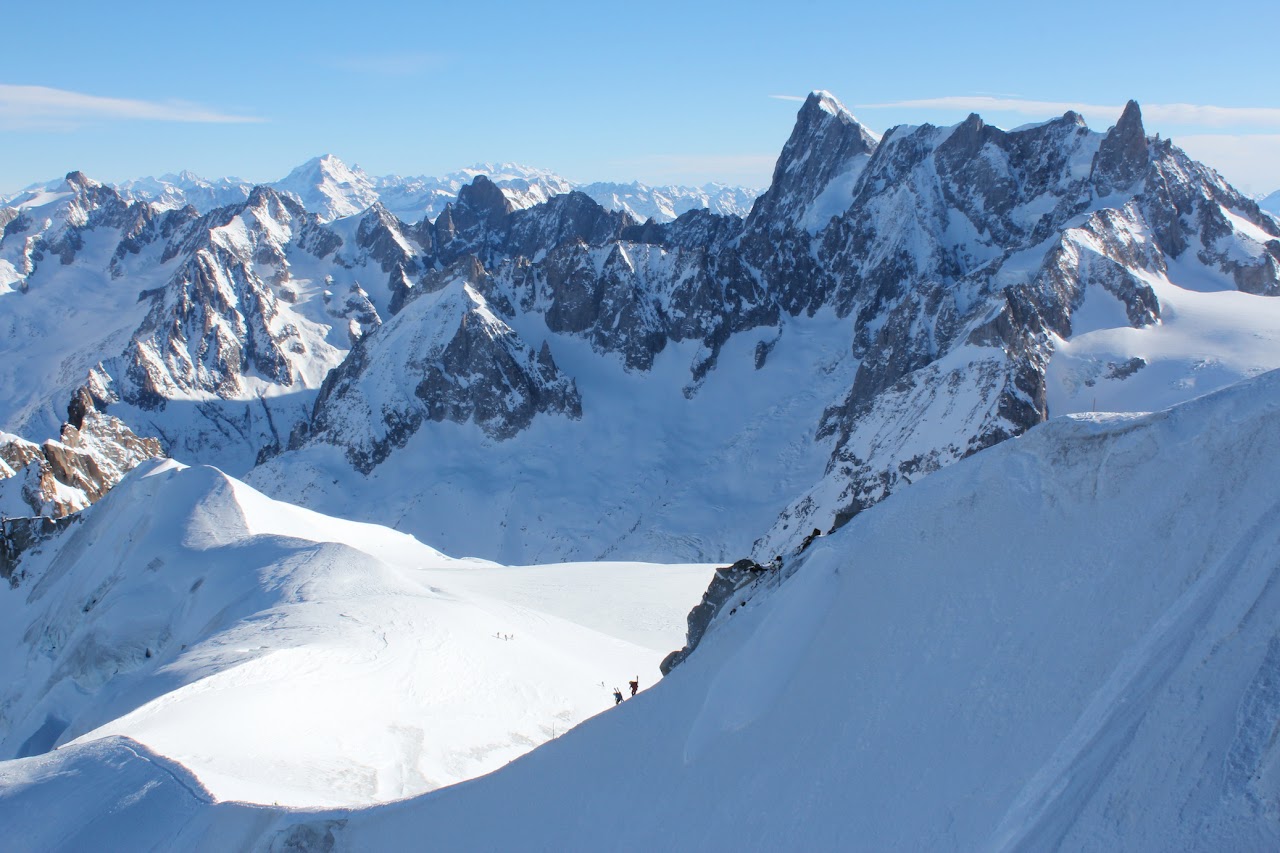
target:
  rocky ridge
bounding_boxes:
[2,92,1278,562]
[0,388,161,520]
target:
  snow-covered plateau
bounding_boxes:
[0,458,713,810]
[2,88,1280,850]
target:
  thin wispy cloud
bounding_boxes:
[769,94,808,103]
[1175,134,1280,194]
[854,96,1280,128]
[0,84,264,130]
[333,52,447,76]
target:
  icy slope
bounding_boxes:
[0,459,713,809]
[7,366,1280,849]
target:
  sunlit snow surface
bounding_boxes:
[1048,257,1280,416]
[0,460,713,808]
[6,369,1280,850]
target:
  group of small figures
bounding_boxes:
[612,678,639,705]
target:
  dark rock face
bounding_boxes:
[0,515,82,586]
[1092,100,1149,196]
[304,258,582,473]
[744,90,878,234]
[0,389,161,521]
[660,559,764,675]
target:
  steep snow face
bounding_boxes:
[744,89,879,235]
[272,155,381,223]
[0,458,713,809]
[7,367,1280,850]
[1261,189,1280,217]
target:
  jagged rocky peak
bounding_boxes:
[504,190,637,260]
[455,174,515,223]
[746,89,879,233]
[0,387,162,519]
[301,257,581,472]
[62,170,99,191]
[1093,99,1149,195]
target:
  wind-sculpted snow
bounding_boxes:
[8,365,1280,850]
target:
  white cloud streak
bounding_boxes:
[0,84,264,129]
[1174,134,1280,195]
[854,96,1280,128]
[768,94,808,103]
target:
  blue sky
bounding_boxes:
[2,0,1278,195]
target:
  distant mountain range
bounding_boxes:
[3,157,760,226]
[2,92,1278,566]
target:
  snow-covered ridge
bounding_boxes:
[6,357,1280,849]
[0,457,714,808]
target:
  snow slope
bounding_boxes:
[1260,189,1280,217]
[6,365,1280,849]
[0,459,713,809]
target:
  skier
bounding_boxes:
[613,687,624,705]
[629,677,639,697]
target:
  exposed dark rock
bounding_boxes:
[0,514,82,586]
[660,558,763,675]
[1092,100,1149,196]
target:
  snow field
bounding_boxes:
[0,459,714,808]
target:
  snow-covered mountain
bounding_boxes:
[16,158,761,226]
[272,154,381,222]
[3,91,1278,566]
[265,92,1280,562]
[6,353,1280,850]
[0,456,712,809]
[576,180,758,224]
[0,387,161,519]
[115,171,253,212]
[4,86,1280,849]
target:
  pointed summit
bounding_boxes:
[1092,99,1149,195]
[63,171,99,191]
[272,154,378,222]
[746,90,879,234]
